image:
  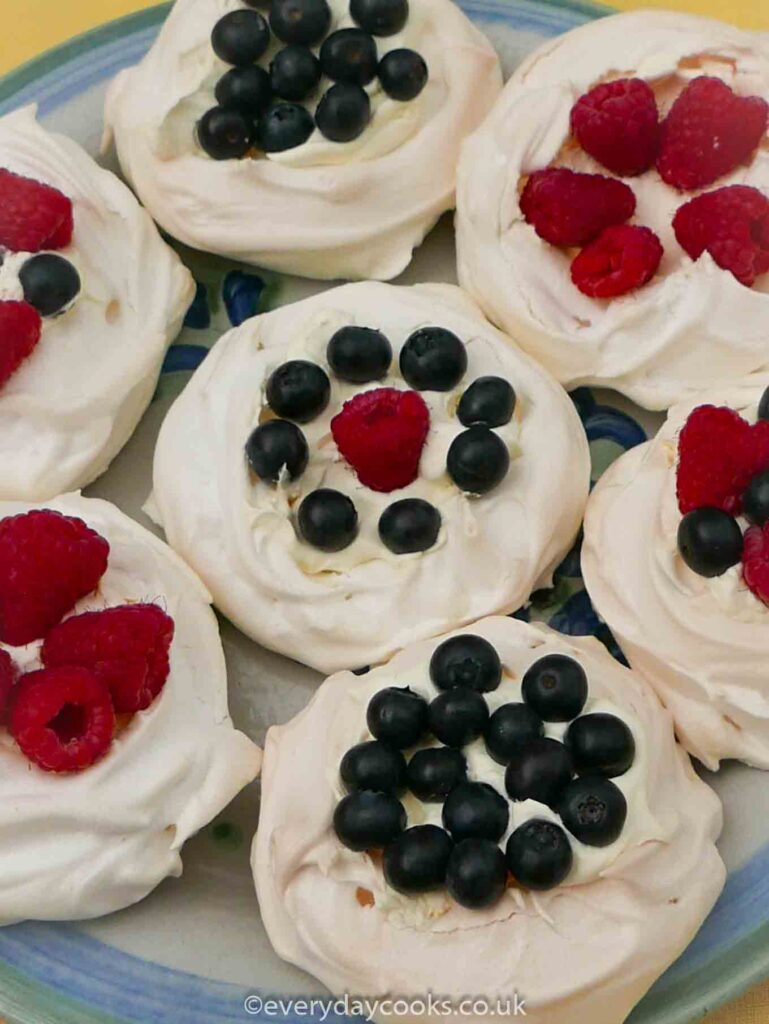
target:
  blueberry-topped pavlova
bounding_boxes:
[0,493,259,924]
[583,376,769,771]
[0,106,194,501]
[103,0,501,280]
[456,11,769,411]
[149,283,589,673]
[253,616,724,1024]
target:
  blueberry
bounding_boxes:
[406,747,467,801]
[447,427,510,495]
[457,376,516,428]
[446,838,507,909]
[505,737,574,807]
[211,10,271,65]
[334,791,406,850]
[744,471,769,526]
[427,689,489,748]
[383,824,453,894]
[557,777,627,847]
[430,635,502,693]
[351,0,409,36]
[316,83,371,143]
[270,0,331,45]
[197,107,254,159]
[484,703,544,766]
[327,326,392,383]
[297,489,358,551]
[245,420,309,482]
[258,103,315,153]
[565,713,635,778]
[340,740,407,794]
[19,255,80,318]
[400,327,467,392]
[759,386,769,422]
[320,29,379,86]
[522,654,588,722]
[266,360,330,422]
[677,508,743,578]
[378,48,428,101]
[367,687,428,749]
[505,819,573,891]
[379,499,441,554]
[442,781,509,843]
[215,66,272,115]
[270,46,321,101]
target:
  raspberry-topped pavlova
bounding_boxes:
[150,282,589,674]
[582,376,769,770]
[0,493,260,924]
[253,616,724,1024]
[0,106,194,501]
[456,11,769,410]
[103,0,501,280]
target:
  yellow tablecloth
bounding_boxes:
[1,1,768,1022]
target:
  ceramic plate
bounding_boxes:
[1,3,769,1023]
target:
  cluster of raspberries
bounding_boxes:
[0,510,174,773]
[0,170,74,387]
[521,75,769,298]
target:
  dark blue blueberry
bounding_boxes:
[506,819,573,890]
[183,282,211,330]
[379,499,441,554]
[223,270,264,327]
[430,634,502,693]
[266,360,330,422]
[447,427,510,495]
[406,747,467,801]
[484,703,544,766]
[215,66,272,115]
[351,0,409,35]
[270,46,321,101]
[197,106,254,160]
[677,508,743,578]
[367,687,428,749]
[383,824,453,893]
[565,714,635,778]
[161,345,209,374]
[427,689,489,748]
[457,376,516,428]
[446,838,507,909]
[557,777,627,847]
[522,654,588,722]
[320,28,379,85]
[258,103,315,152]
[378,48,428,101]
[340,740,407,794]
[316,83,371,142]
[442,781,509,843]
[297,489,358,551]
[270,0,331,45]
[245,420,308,482]
[333,791,406,850]
[211,10,271,65]
[327,325,392,383]
[19,254,80,318]
[400,327,467,391]
[505,737,573,807]
[744,471,769,526]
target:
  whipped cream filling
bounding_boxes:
[103,0,501,280]
[582,376,769,770]
[0,105,194,502]
[0,493,260,925]
[456,10,769,411]
[253,617,724,1024]
[150,282,590,675]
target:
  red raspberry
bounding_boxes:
[658,77,768,192]
[43,603,175,713]
[0,510,110,646]
[0,168,74,252]
[673,185,769,288]
[744,523,769,605]
[520,169,636,247]
[0,649,17,724]
[9,665,114,773]
[570,224,663,298]
[0,301,42,388]
[331,388,430,493]
[570,77,660,177]
[676,405,769,515]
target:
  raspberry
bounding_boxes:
[0,168,74,252]
[43,603,175,713]
[658,77,768,192]
[0,650,17,724]
[673,185,769,287]
[744,523,769,605]
[676,405,769,515]
[570,77,660,177]
[0,301,42,388]
[0,510,110,646]
[570,224,663,298]
[520,169,636,247]
[331,388,430,493]
[9,665,114,773]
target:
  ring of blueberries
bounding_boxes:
[198,0,429,159]
[1,252,81,319]
[244,325,517,555]
[332,635,636,909]
[677,385,769,579]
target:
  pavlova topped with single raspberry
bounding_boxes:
[254,616,724,1024]
[456,11,769,410]
[149,282,590,674]
[0,494,260,924]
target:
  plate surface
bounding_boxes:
[1,4,769,1023]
